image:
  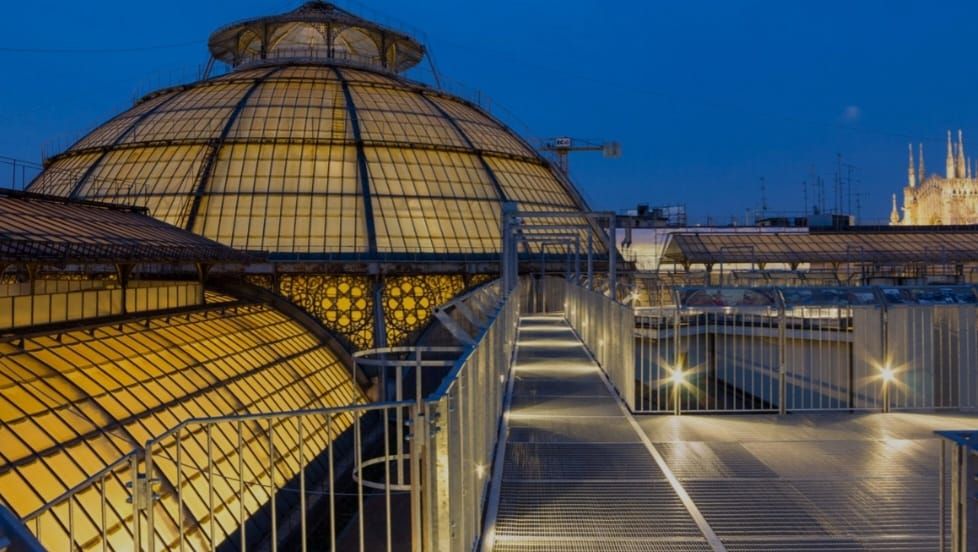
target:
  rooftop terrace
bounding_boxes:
[485,314,978,551]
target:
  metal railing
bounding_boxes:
[559,281,978,415]
[937,430,978,551]
[629,287,978,414]
[562,280,636,410]
[415,287,518,550]
[3,281,520,551]
[0,156,41,190]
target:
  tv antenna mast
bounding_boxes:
[759,176,768,218]
[541,137,621,174]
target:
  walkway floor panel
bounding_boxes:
[488,315,713,551]
[637,403,978,550]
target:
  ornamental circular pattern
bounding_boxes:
[278,274,373,348]
[383,277,433,333]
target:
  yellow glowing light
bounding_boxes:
[671,369,685,385]
[881,367,896,383]
[476,464,487,478]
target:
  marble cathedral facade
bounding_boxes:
[892,130,978,225]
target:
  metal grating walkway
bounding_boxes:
[484,315,718,551]
[482,315,978,551]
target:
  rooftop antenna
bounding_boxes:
[759,176,768,218]
[802,180,808,216]
[845,161,858,216]
[541,137,621,174]
[810,165,823,215]
[835,153,843,214]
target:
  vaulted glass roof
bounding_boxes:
[662,227,978,265]
[30,64,593,259]
[0,299,363,549]
[0,189,253,264]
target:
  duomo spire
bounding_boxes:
[944,130,954,178]
[918,143,925,184]
[907,143,915,188]
[958,129,967,178]
[894,129,978,225]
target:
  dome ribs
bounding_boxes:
[183,66,285,234]
[417,92,510,204]
[65,91,184,201]
[333,67,378,255]
[29,65,596,258]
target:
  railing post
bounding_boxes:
[128,455,142,551]
[608,213,617,301]
[410,403,424,552]
[778,302,787,415]
[673,307,682,416]
[882,379,890,413]
[936,431,978,551]
[940,439,946,552]
[430,399,451,549]
[587,231,594,291]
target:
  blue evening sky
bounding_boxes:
[2,0,977,223]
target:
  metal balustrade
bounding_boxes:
[2,282,519,551]
[563,279,636,410]
[563,280,978,415]
[629,286,978,415]
[937,430,978,551]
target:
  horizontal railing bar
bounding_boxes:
[144,400,415,448]
[21,450,140,521]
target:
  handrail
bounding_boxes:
[21,450,140,522]
[0,504,45,552]
[12,278,520,551]
[142,400,406,451]
[428,299,506,401]
[935,429,978,450]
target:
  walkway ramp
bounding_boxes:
[485,315,720,551]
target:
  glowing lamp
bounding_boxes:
[881,367,895,383]
[671,369,685,385]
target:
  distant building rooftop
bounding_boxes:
[662,225,978,265]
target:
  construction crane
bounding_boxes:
[541,137,621,174]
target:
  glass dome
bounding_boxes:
[29,3,593,260]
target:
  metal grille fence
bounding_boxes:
[634,288,978,413]
[563,281,636,410]
[520,275,567,315]
[3,282,520,552]
[582,284,978,415]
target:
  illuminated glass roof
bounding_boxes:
[0,188,253,264]
[29,6,594,260]
[662,227,978,265]
[0,299,364,549]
